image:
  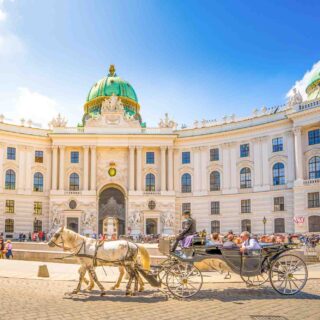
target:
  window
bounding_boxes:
[274,218,285,233]
[240,167,251,189]
[145,173,155,191]
[211,201,220,215]
[33,172,43,192]
[240,143,249,157]
[308,192,320,208]
[7,147,16,160]
[33,220,42,233]
[148,200,156,210]
[35,150,43,163]
[182,203,191,214]
[210,148,219,161]
[241,199,251,213]
[70,151,79,163]
[181,173,192,193]
[69,200,77,210]
[274,196,285,211]
[146,152,154,164]
[308,129,320,145]
[272,137,283,152]
[309,216,320,232]
[210,171,220,191]
[34,202,42,215]
[182,151,190,164]
[5,200,14,213]
[5,169,16,190]
[309,156,320,179]
[273,162,285,185]
[241,219,251,233]
[5,219,14,233]
[69,173,80,191]
[211,220,220,233]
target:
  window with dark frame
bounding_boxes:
[182,203,191,214]
[210,171,221,191]
[5,169,15,190]
[308,192,320,208]
[241,219,251,233]
[7,147,16,160]
[241,199,251,213]
[211,201,220,215]
[240,143,249,157]
[274,218,285,233]
[33,220,42,232]
[70,151,79,163]
[182,151,190,164]
[33,172,43,192]
[309,156,320,179]
[240,167,251,188]
[146,152,155,164]
[5,200,14,213]
[273,162,285,185]
[5,219,14,233]
[69,173,80,191]
[274,196,285,211]
[210,148,219,161]
[34,201,42,215]
[211,220,220,233]
[145,173,155,191]
[181,173,192,193]
[308,129,320,145]
[35,150,43,163]
[272,137,283,152]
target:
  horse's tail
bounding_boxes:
[136,244,151,271]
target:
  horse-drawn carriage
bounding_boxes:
[152,237,308,299]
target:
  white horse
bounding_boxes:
[48,227,150,296]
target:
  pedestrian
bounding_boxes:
[0,238,5,259]
[5,240,13,259]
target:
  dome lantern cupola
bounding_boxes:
[306,70,320,100]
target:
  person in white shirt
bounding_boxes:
[240,231,261,253]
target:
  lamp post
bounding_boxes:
[263,216,267,235]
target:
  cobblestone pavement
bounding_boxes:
[0,278,319,320]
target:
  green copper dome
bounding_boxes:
[306,70,320,100]
[86,65,138,103]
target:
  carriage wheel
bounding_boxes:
[269,254,308,295]
[166,262,203,298]
[157,258,173,284]
[241,271,269,287]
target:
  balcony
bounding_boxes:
[143,191,161,195]
[64,190,82,196]
[303,178,320,186]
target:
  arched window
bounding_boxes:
[69,173,80,191]
[181,173,192,193]
[274,218,285,233]
[211,220,220,233]
[5,219,14,233]
[309,216,320,232]
[145,173,155,192]
[273,162,285,185]
[5,169,16,190]
[33,172,43,192]
[34,219,42,233]
[210,171,220,191]
[240,167,251,189]
[309,156,320,179]
[241,219,251,233]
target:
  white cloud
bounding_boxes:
[6,88,60,128]
[0,32,24,56]
[287,60,320,100]
[0,8,7,21]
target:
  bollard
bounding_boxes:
[37,264,50,278]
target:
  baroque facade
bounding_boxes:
[0,65,320,238]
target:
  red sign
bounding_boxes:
[293,216,305,224]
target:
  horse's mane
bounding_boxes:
[63,228,86,243]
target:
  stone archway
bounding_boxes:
[99,186,126,236]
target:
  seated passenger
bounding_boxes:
[240,231,261,253]
[222,234,239,249]
[206,233,222,246]
[170,210,196,252]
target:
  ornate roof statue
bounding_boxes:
[159,113,177,129]
[48,114,68,128]
[287,88,303,108]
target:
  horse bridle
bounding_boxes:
[49,230,85,255]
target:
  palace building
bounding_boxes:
[0,65,319,238]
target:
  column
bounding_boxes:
[286,132,295,184]
[222,143,230,190]
[261,137,269,187]
[161,146,167,192]
[0,143,4,192]
[253,138,262,187]
[52,146,58,190]
[18,146,25,192]
[58,146,65,191]
[229,143,237,191]
[136,146,142,192]
[90,146,96,191]
[25,147,33,192]
[129,146,135,191]
[193,147,201,193]
[83,146,89,191]
[168,146,174,191]
[293,127,303,181]
[200,146,208,193]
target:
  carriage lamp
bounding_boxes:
[263,216,267,235]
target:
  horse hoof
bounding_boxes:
[100,291,106,296]
[72,290,79,294]
[110,286,117,290]
[125,291,131,296]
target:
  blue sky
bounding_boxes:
[0,0,319,128]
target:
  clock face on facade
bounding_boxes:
[108,167,117,177]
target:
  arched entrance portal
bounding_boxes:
[99,187,125,236]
